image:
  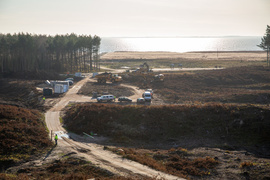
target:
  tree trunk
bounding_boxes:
[267,48,269,66]
[83,48,86,72]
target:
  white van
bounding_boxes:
[143,91,152,102]
[97,95,115,102]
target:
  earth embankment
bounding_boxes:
[64,103,270,154]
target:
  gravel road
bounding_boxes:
[45,74,183,180]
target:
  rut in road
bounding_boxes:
[45,74,184,180]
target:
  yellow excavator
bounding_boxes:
[94,72,122,83]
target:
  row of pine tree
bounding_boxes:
[0,33,101,73]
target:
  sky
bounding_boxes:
[0,0,269,37]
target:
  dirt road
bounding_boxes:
[101,65,223,73]
[45,74,182,179]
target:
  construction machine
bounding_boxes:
[136,62,152,73]
[94,72,122,83]
[138,63,164,82]
[124,62,164,83]
[154,74,165,82]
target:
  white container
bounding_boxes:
[54,84,64,93]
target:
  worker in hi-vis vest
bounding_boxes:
[54,134,58,145]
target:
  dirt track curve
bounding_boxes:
[45,74,183,180]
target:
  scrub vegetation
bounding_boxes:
[126,66,270,104]
[0,105,52,170]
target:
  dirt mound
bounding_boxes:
[0,79,44,111]
[64,103,270,154]
[78,81,135,97]
[0,105,53,170]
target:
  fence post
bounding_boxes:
[51,130,53,141]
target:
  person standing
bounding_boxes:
[54,134,58,145]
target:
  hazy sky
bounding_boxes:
[0,0,269,37]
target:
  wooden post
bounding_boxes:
[51,130,53,141]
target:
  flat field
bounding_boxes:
[101,51,267,68]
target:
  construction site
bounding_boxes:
[0,51,270,179]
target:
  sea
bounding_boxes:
[100,36,263,53]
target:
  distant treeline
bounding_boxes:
[0,33,101,73]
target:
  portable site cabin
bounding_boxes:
[51,81,69,93]
[54,84,64,93]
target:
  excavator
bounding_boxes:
[136,62,152,73]
[130,62,164,82]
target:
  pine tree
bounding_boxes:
[258,25,270,66]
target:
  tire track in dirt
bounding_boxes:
[120,83,145,101]
[45,74,183,180]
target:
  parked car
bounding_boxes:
[65,78,74,85]
[118,96,132,102]
[65,78,74,81]
[65,80,73,85]
[137,98,145,104]
[142,91,152,102]
[97,95,115,102]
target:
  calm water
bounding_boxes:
[100,36,262,53]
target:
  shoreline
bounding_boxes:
[101,51,266,61]
[110,50,265,53]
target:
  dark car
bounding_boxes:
[118,96,132,102]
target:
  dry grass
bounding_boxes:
[107,147,219,179]
[123,66,270,104]
[0,105,53,170]
[1,157,153,180]
[240,161,255,168]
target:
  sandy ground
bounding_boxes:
[44,75,182,179]
[101,51,266,61]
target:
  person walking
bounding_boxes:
[54,134,58,145]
